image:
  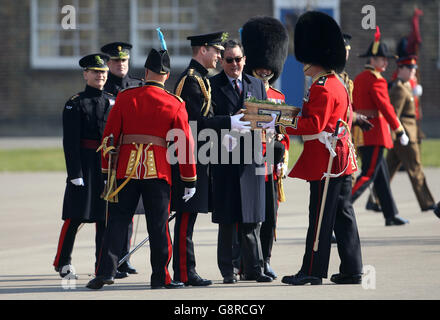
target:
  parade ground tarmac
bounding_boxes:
[0,167,439,301]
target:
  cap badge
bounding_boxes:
[221,32,229,42]
[95,55,104,65]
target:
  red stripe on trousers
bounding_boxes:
[53,219,71,268]
[164,202,173,285]
[179,212,191,283]
[309,183,323,275]
[352,146,380,195]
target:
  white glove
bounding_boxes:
[262,114,277,130]
[70,178,84,186]
[399,132,409,146]
[276,162,288,178]
[222,134,238,152]
[182,187,196,202]
[413,84,423,97]
[230,113,251,131]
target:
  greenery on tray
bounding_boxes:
[245,97,296,107]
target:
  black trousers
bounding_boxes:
[300,175,363,278]
[217,223,264,277]
[261,177,278,263]
[173,211,198,282]
[53,219,105,271]
[95,179,173,286]
[352,146,398,219]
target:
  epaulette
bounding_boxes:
[269,86,283,95]
[368,69,383,79]
[166,90,184,103]
[119,86,139,94]
[69,93,80,101]
[316,76,328,86]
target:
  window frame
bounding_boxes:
[130,0,198,69]
[30,0,99,69]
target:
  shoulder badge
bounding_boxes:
[316,76,328,86]
[188,68,195,76]
[166,90,184,103]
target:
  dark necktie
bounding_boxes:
[233,79,242,97]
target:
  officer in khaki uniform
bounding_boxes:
[386,56,438,213]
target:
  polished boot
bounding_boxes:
[151,280,184,289]
[281,271,322,286]
[385,215,409,226]
[263,262,277,279]
[86,276,114,290]
[184,273,212,286]
[330,273,362,284]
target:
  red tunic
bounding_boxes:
[276,73,356,181]
[101,81,196,186]
[352,66,402,149]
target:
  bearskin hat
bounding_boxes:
[294,11,346,73]
[241,16,289,84]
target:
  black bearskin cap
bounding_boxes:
[242,16,289,84]
[294,11,346,73]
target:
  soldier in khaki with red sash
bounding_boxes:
[86,44,197,290]
[386,56,438,214]
[351,27,410,226]
[265,11,363,285]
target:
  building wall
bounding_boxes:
[0,0,439,136]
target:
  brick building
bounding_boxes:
[1,0,439,136]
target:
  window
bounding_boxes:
[130,0,198,69]
[30,0,98,69]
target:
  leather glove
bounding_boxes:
[230,113,251,131]
[262,114,277,130]
[354,114,374,131]
[70,178,84,186]
[222,134,238,152]
[182,187,196,202]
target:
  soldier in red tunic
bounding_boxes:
[86,45,197,290]
[351,26,409,226]
[241,16,290,280]
[265,11,363,285]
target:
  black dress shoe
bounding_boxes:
[86,277,114,290]
[366,201,382,212]
[223,275,237,284]
[330,273,362,284]
[151,280,184,289]
[114,271,129,279]
[256,273,273,283]
[184,274,212,286]
[421,204,437,212]
[385,215,409,226]
[434,202,440,219]
[118,261,138,274]
[281,272,322,286]
[264,262,277,279]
